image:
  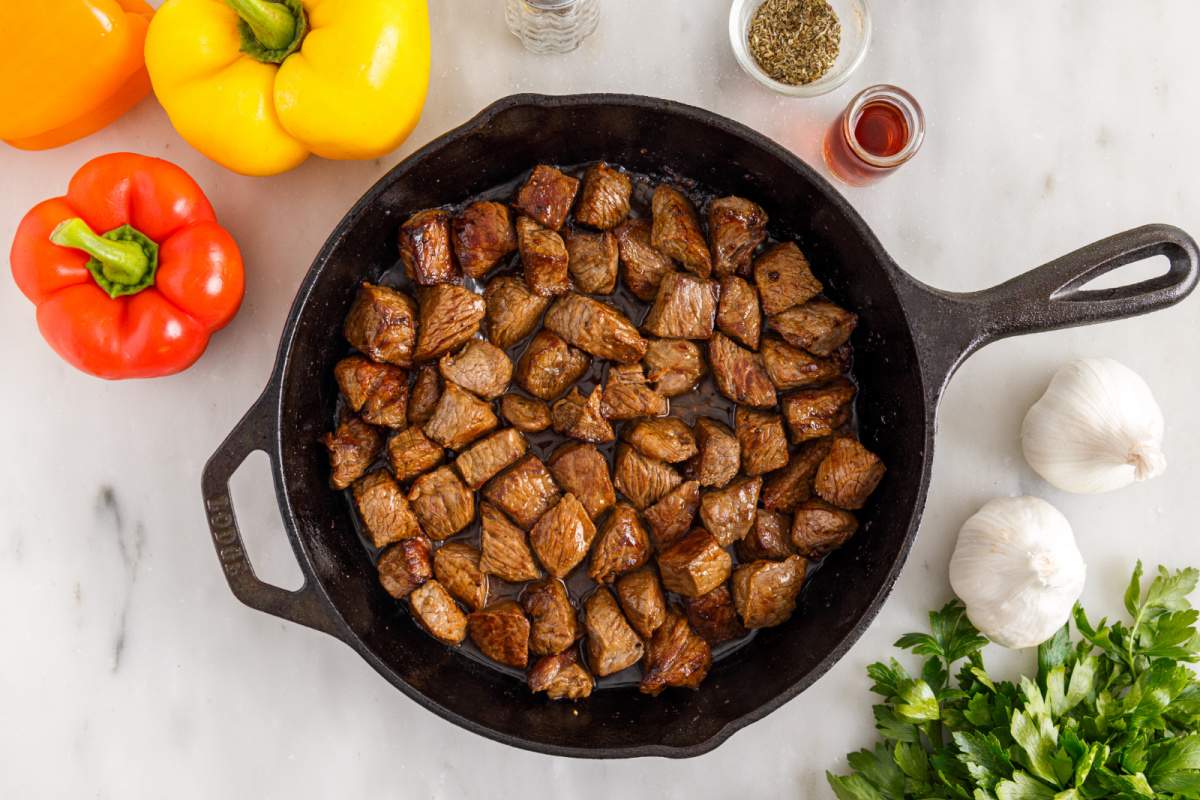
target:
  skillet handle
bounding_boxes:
[201,390,346,641]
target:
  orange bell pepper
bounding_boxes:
[0,0,154,150]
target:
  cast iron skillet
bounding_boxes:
[201,94,1198,758]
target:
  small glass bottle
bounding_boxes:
[823,85,925,186]
[505,0,599,55]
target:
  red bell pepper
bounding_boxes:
[10,152,244,379]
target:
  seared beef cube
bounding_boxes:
[544,293,646,363]
[386,427,443,482]
[614,444,682,510]
[407,365,441,427]
[434,541,490,611]
[399,209,458,286]
[408,580,468,645]
[353,470,422,547]
[528,650,594,700]
[615,218,674,301]
[657,529,732,597]
[737,509,795,561]
[640,610,712,696]
[735,407,789,476]
[455,428,528,489]
[452,200,517,278]
[499,394,551,433]
[615,567,667,638]
[551,387,615,444]
[323,416,383,490]
[479,501,542,582]
[575,162,632,230]
[548,442,615,519]
[584,587,644,677]
[642,272,719,340]
[413,284,485,362]
[782,378,856,443]
[708,195,768,278]
[517,215,571,297]
[484,274,550,349]
[334,355,409,428]
[754,242,822,316]
[791,499,858,558]
[521,578,580,656]
[643,338,706,397]
[422,382,498,451]
[514,164,580,231]
[692,417,740,489]
[601,363,668,420]
[468,600,530,668]
[708,333,776,408]
[439,340,512,400]
[564,228,618,294]
[761,438,832,512]
[484,454,561,530]
[761,336,844,390]
[408,466,474,539]
[716,275,761,349]
[651,185,712,278]
[814,437,885,510]
[625,417,697,463]
[732,555,807,629]
[699,476,762,546]
[377,536,433,599]
[343,283,418,367]
[588,503,651,584]
[684,584,747,645]
[769,299,858,356]
[643,480,700,549]
[529,493,597,578]
[515,330,590,401]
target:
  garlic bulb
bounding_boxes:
[949,496,1085,649]
[1021,358,1166,494]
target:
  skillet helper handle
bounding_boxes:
[201,391,345,641]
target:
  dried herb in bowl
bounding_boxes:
[748,0,841,86]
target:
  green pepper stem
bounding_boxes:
[225,0,296,51]
[51,218,150,287]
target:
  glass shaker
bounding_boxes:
[505,0,599,54]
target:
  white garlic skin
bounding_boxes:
[1021,358,1166,494]
[949,496,1085,649]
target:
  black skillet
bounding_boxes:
[200,94,1199,758]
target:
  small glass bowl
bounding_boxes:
[729,0,872,97]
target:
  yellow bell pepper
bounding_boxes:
[0,0,154,150]
[145,0,430,176]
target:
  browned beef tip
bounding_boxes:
[699,476,762,547]
[782,378,856,443]
[334,355,409,428]
[452,200,517,279]
[422,381,498,451]
[737,509,795,561]
[517,215,571,298]
[814,436,885,510]
[733,555,807,629]
[484,453,561,530]
[600,363,668,420]
[761,438,832,512]
[754,242,822,316]
[520,578,580,656]
[644,480,700,549]
[499,394,552,433]
[640,610,711,696]
[353,470,422,548]
[708,195,768,278]
[769,299,857,356]
[399,209,459,286]
[412,284,485,363]
[514,164,580,231]
[479,501,542,582]
[564,228,618,294]
[684,584,747,646]
[735,407,789,477]
[386,427,443,482]
[529,493,597,578]
[575,162,633,230]
[407,365,441,427]
[515,330,590,401]
[708,333,776,408]
[408,466,474,539]
[716,275,762,349]
[761,336,844,391]
[343,283,418,367]
[625,417,697,463]
[615,567,667,638]
[528,650,594,700]
[791,499,858,558]
[551,387,615,444]
[614,444,682,510]
[439,340,512,400]
[408,580,468,645]
[584,587,644,677]
[692,417,740,489]
[615,218,674,301]
[323,416,382,490]
[651,185,713,278]
[643,338,706,397]
[377,536,433,599]
[544,292,647,363]
[657,529,732,597]
[589,503,651,584]
[548,442,615,519]
[468,600,530,669]
[642,272,719,340]
[434,541,490,611]
[484,274,550,350]
[455,428,528,489]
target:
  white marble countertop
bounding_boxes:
[2,1,1198,797]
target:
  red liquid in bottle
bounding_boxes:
[823,86,924,186]
[854,102,909,158]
